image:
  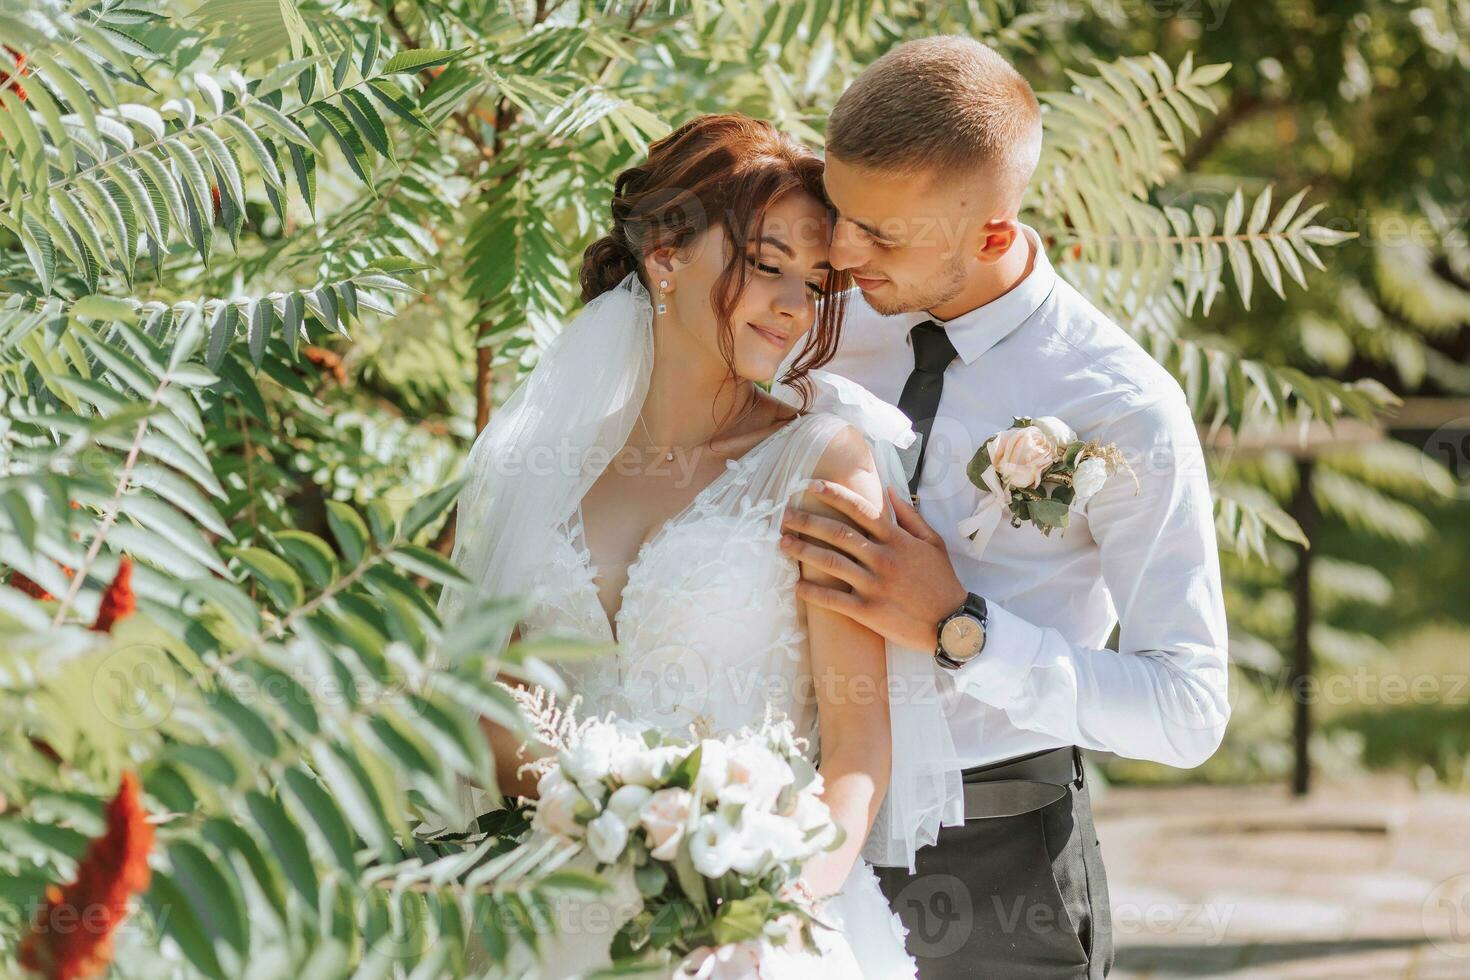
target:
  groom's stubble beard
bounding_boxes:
[860,247,968,317]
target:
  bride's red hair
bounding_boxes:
[580,113,850,411]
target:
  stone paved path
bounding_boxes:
[1093,777,1470,979]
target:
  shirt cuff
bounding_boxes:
[949,601,1046,708]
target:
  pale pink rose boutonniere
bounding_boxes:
[958,416,1137,558]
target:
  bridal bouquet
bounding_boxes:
[511,700,844,976]
[959,415,1137,556]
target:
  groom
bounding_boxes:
[776,37,1230,979]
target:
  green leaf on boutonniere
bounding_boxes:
[1051,484,1076,507]
[1009,497,1031,525]
[1062,441,1086,467]
[1011,416,1033,429]
[1029,498,1071,532]
[967,442,993,488]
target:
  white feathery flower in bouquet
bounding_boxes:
[503,698,845,976]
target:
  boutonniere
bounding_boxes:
[957,416,1137,557]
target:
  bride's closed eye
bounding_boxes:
[746,254,826,297]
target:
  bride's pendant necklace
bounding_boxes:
[638,388,759,463]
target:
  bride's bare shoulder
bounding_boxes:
[795,417,881,512]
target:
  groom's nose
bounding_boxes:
[829,219,868,272]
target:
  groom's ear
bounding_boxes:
[976,219,1019,264]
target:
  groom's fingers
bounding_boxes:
[780,509,875,564]
[796,480,890,540]
[778,535,871,590]
[887,487,945,546]
[793,580,865,619]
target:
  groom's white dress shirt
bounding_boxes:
[794,225,1230,770]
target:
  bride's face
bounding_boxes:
[655,191,834,383]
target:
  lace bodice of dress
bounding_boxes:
[517,410,856,757]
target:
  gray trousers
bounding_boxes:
[874,766,1113,979]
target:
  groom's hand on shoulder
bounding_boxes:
[780,439,967,652]
[781,425,884,594]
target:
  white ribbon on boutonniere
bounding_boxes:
[958,415,1137,560]
[956,463,1008,559]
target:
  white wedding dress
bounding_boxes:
[501,404,916,979]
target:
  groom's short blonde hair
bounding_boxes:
[826,36,1042,209]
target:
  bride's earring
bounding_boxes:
[657,279,669,315]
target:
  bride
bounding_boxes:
[438,113,962,978]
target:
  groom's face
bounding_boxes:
[822,155,979,316]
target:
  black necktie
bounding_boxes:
[896,320,958,499]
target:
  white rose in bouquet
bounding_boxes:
[531,769,584,840]
[1071,455,1110,504]
[587,809,630,863]
[616,742,686,787]
[1032,415,1077,449]
[691,737,730,796]
[718,741,794,811]
[605,783,653,824]
[640,787,694,860]
[788,789,838,849]
[731,810,807,874]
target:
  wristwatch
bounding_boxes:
[934,592,988,670]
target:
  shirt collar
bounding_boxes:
[893,223,1057,366]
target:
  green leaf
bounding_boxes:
[244,99,314,148]
[541,868,611,896]
[196,126,246,218]
[199,818,288,926]
[282,765,361,872]
[217,114,286,191]
[244,790,320,908]
[273,529,339,587]
[386,545,469,587]
[206,301,238,369]
[233,545,305,609]
[135,149,188,244]
[361,24,381,74]
[310,741,396,855]
[312,101,372,186]
[248,297,275,366]
[145,871,227,978]
[402,478,464,538]
[1023,502,1070,531]
[341,90,393,161]
[167,838,250,957]
[326,501,370,565]
[72,294,137,323]
[288,140,317,215]
[381,48,459,74]
[364,78,431,130]
[283,290,305,356]
[710,895,771,944]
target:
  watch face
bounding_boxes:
[940,615,985,661]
